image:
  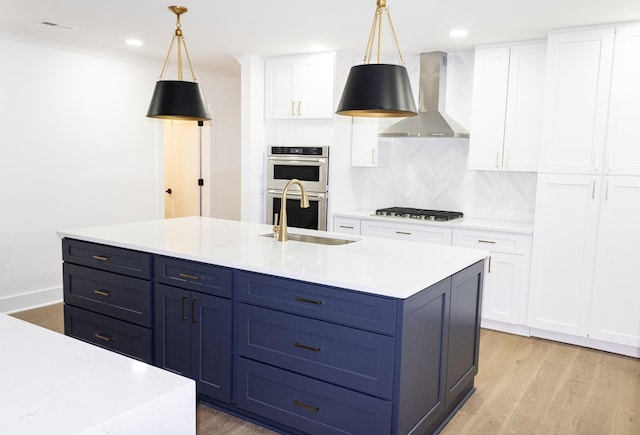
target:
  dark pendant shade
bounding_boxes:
[336,64,417,117]
[146,80,211,121]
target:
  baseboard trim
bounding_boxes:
[481,319,531,337]
[0,287,63,314]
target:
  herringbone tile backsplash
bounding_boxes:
[349,138,537,222]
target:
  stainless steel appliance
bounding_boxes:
[266,146,329,231]
[375,207,463,221]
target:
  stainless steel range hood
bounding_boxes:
[378,52,469,138]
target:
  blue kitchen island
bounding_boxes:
[58,216,487,434]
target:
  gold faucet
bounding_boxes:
[277,179,310,242]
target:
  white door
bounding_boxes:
[528,174,600,337]
[589,176,640,347]
[502,42,546,172]
[605,23,640,175]
[164,121,209,218]
[538,28,614,174]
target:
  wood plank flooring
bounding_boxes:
[10,303,640,434]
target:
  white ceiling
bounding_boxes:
[2,0,640,77]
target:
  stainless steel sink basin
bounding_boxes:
[260,232,359,245]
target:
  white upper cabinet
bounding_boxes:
[265,53,335,119]
[538,27,615,173]
[605,23,640,175]
[468,42,546,172]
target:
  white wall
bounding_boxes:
[0,38,240,312]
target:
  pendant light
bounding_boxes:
[146,6,211,121]
[336,0,417,118]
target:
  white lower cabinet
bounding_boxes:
[589,176,640,351]
[334,215,532,335]
[529,174,640,357]
[452,229,531,335]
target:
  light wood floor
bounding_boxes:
[10,303,640,434]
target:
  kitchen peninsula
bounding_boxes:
[58,217,488,435]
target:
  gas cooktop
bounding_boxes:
[375,207,464,221]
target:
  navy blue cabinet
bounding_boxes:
[153,258,233,403]
[62,239,153,363]
[235,261,484,435]
[62,237,484,434]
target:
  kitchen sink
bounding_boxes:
[260,232,359,245]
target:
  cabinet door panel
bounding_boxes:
[606,24,640,175]
[64,305,152,363]
[590,177,640,347]
[503,43,546,172]
[528,174,599,336]
[298,53,334,118]
[154,284,192,377]
[235,358,392,435]
[446,263,483,410]
[236,304,395,399]
[191,293,232,402]
[468,46,510,171]
[539,28,614,173]
[265,60,295,119]
[64,263,152,327]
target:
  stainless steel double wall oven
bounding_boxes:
[266,146,329,231]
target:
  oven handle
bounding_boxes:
[268,157,327,165]
[268,189,327,199]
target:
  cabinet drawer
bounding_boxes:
[361,220,453,245]
[155,256,232,298]
[333,217,361,235]
[62,238,152,279]
[64,305,152,363]
[237,304,395,399]
[237,271,397,335]
[235,358,392,435]
[64,263,152,327]
[451,229,530,255]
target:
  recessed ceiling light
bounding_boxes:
[125,39,143,47]
[449,29,469,38]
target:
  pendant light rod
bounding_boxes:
[363,0,406,66]
[157,5,198,82]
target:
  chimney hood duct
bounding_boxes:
[378,52,469,138]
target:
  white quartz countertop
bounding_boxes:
[333,210,534,234]
[0,314,195,434]
[57,217,488,299]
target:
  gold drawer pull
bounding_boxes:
[294,342,321,352]
[92,255,109,261]
[93,289,111,297]
[94,333,113,342]
[478,239,497,244]
[179,273,200,280]
[295,296,323,305]
[293,400,319,412]
[396,231,412,235]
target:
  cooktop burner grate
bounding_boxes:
[375,207,464,221]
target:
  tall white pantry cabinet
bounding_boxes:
[529,23,640,357]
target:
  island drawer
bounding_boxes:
[236,304,395,399]
[64,263,152,327]
[155,256,232,298]
[237,271,397,335]
[62,238,152,279]
[64,305,153,364]
[235,357,392,435]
